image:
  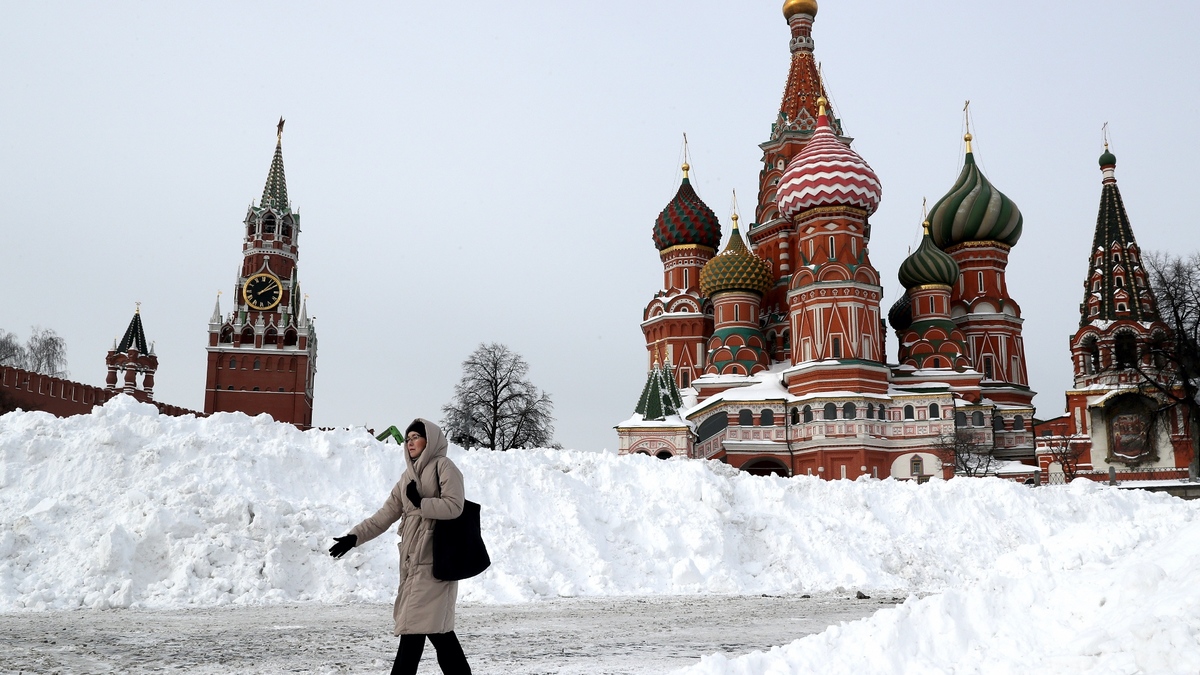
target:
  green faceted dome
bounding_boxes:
[700,217,773,298]
[1099,147,1117,167]
[928,137,1023,249]
[898,224,960,289]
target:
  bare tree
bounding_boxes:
[1136,253,1200,477]
[935,428,998,477]
[1041,434,1089,483]
[0,330,24,368]
[0,327,68,377]
[442,343,555,451]
[25,327,68,377]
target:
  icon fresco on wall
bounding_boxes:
[1104,394,1159,465]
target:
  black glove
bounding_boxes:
[328,534,357,559]
[406,480,422,508]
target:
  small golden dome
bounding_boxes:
[783,0,818,20]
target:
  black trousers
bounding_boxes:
[391,631,471,675]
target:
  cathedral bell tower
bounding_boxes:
[203,120,317,428]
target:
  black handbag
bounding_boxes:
[431,463,491,581]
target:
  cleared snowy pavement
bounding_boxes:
[0,594,894,674]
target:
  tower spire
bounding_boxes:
[1081,139,1155,324]
[210,291,222,324]
[117,306,149,353]
[261,119,289,212]
[682,132,691,179]
[963,100,974,154]
[775,0,838,138]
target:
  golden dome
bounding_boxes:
[783,0,818,20]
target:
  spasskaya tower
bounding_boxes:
[203,120,317,427]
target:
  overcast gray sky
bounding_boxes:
[2,1,1198,452]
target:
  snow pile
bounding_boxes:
[1,397,1196,623]
[679,497,1200,674]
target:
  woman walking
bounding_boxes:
[329,418,472,675]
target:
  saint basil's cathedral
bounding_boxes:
[617,0,1195,482]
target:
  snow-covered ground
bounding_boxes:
[2,396,1198,673]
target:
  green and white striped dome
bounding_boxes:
[928,135,1023,249]
[898,223,960,289]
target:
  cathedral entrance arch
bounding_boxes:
[741,457,789,476]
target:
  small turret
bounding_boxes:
[699,214,773,298]
[898,222,960,289]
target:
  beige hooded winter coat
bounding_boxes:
[350,418,464,636]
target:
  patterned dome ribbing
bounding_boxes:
[653,170,722,251]
[928,136,1022,249]
[700,217,773,297]
[898,224,960,289]
[776,100,882,220]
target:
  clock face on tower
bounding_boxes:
[243,273,283,311]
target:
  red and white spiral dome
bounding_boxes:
[775,101,882,220]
